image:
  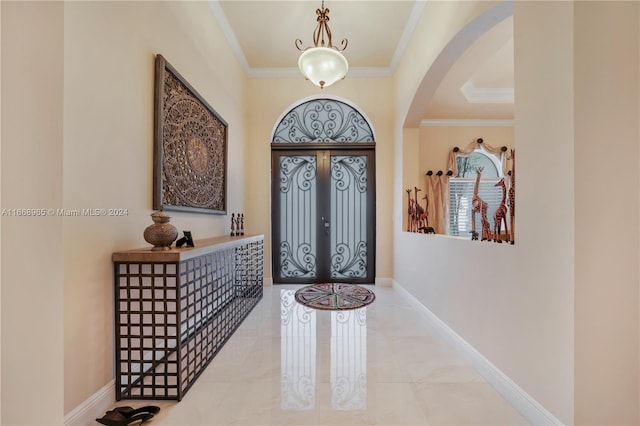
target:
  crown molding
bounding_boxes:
[460,80,514,103]
[208,0,251,74]
[420,119,514,127]
[389,0,427,72]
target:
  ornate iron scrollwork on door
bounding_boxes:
[278,156,318,278]
[273,99,374,143]
[330,155,368,279]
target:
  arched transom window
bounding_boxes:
[272,98,374,144]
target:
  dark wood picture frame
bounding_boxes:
[153,54,227,214]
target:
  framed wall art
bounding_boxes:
[153,54,227,214]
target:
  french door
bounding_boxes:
[272,148,375,284]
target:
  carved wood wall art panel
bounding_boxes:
[153,54,227,214]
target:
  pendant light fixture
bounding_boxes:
[295,0,348,89]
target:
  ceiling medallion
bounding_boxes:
[295,0,349,89]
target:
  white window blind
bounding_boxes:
[449,178,504,237]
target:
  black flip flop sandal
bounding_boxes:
[96,410,154,426]
[107,406,161,418]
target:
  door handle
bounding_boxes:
[321,217,330,235]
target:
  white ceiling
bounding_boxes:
[210,0,514,120]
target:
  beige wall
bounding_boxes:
[0,0,2,417]
[573,1,639,423]
[3,0,248,419]
[245,77,395,283]
[402,125,514,233]
[417,126,514,176]
[1,2,65,424]
[394,1,576,422]
[401,128,419,232]
[511,2,576,420]
[61,1,248,413]
[395,1,640,424]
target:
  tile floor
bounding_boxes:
[104,285,529,425]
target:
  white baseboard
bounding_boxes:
[263,276,273,286]
[392,280,564,426]
[64,380,114,426]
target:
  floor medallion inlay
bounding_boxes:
[294,283,375,311]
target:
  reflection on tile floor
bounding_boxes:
[104,285,529,425]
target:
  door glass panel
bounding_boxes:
[330,155,368,279]
[278,155,317,278]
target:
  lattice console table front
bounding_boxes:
[112,234,264,400]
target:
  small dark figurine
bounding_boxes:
[418,226,436,234]
[234,213,241,236]
[230,213,236,236]
[176,230,194,247]
[240,213,245,235]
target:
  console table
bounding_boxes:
[112,234,264,400]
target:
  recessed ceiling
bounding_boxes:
[425,16,514,120]
[210,0,514,120]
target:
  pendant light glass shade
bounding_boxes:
[298,47,349,89]
[295,1,349,89]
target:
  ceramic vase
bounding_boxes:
[143,210,178,251]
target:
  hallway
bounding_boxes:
[105,285,528,425]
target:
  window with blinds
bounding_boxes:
[449,178,504,237]
[448,149,504,238]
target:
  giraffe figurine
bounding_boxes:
[420,193,430,228]
[406,189,413,232]
[413,187,426,230]
[508,149,515,244]
[479,202,491,241]
[230,213,236,236]
[418,193,436,234]
[493,178,508,243]
[471,167,490,241]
